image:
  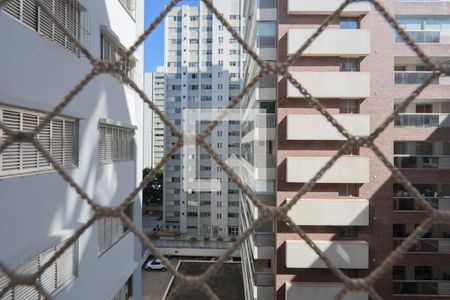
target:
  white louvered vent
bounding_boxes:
[0,106,78,177]
[98,123,134,164]
[0,240,78,299]
[97,204,133,255]
[2,0,86,56]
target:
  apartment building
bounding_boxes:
[144,67,165,168]
[274,0,450,299]
[240,0,277,299]
[162,1,243,239]
[0,0,144,299]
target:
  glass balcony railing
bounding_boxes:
[393,196,450,211]
[394,155,450,169]
[393,281,450,295]
[396,31,443,43]
[395,113,442,127]
[393,238,450,253]
[395,71,440,85]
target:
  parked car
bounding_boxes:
[145,259,166,271]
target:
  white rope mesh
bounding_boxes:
[0,0,449,299]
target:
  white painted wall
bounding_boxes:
[0,0,144,297]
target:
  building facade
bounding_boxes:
[240,0,277,299]
[239,0,450,299]
[144,67,165,169]
[275,0,450,299]
[0,0,144,299]
[162,1,243,239]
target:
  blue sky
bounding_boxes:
[144,0,199,72]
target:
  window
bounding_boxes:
[337,226,359,239]
[0,239,79,299]
[340,100,360,114]
[101,34,136,83]
[228,226,239,236]
[217,213,222,219]
[340,58,360,72]
[415,266,432,280]
[113,276,133,300]
[340,17,359,29]
[0,106,78,177]
[2,0,87,56]
[393,266,406,280]
[338,184,359,197]
[258,22,276,48]
[98,123,134,164]
[98,204,133,254]
[118,0,135,19]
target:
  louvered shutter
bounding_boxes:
[98,218,106,253]
[1,110,21,173]
[21,113,39,170]
[14,257,40,300]
[98,125,107,163]
[51,119,64,165]
[38,0,54,40]
[22,0,38,29]
[63,120,76,167]
[112,127,119,161]
[104,217,112,250]
[105,127,113,162]
[3,0,21,20]
[53,0,66,48]
[38,120,51,168]
[65,0,79,54]
[0,272,13,300]
[39,247,57,294]
[55,242,78,288]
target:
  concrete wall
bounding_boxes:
[0,0,144,298]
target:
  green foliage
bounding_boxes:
[217,236,224,242]
[190,236,198,244]
[142,168,163,206]
[203,236,210,243]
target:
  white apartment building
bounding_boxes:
[0,0,144,299]
[143,67,165,169]
[163,1,243,238]
[240,0,277,299]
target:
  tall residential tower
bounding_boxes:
[163,1,243,238]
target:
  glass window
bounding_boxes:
[340,18,359,29]
[258,22,276,36]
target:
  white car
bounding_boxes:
[145,259,166,271]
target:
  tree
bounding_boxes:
[142,168,163,206]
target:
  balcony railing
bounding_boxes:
[393,197,450,211]
[395,71,441,85]
[394,113,450,128]
[393,238,450,253]
[395,31,450,44]
[393,280,450,295]
[253,232,275,247]
[394,155,450,169]
[150,239,233,249]
[254,272,274,286]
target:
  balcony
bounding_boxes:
[395,113,450,128]
[286,156,370,184]
[288,29,370,57]
[287,199,369,226]
[288,72,370,99]
[393,197,450,211]
[393,238,450,253]
[394,281,450,296]
[286,282,368,300]
[396,30,450,44]
[285,240,369,269]
[287,114,370,140]
[394,71,450,85]
[287,0,371,16]
[394,155,450,169]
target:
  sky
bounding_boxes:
[144,0,199,73]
